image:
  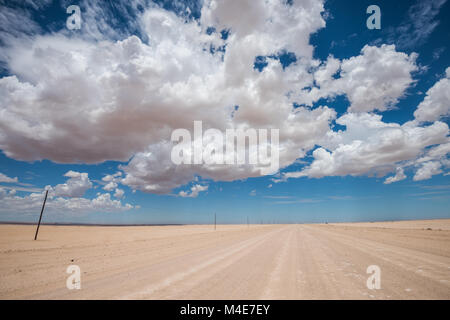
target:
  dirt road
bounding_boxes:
[0,221,449,299]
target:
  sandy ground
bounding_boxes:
[0,219,449,299]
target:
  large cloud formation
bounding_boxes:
[0,0,448,195]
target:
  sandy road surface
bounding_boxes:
[0,220,449,299]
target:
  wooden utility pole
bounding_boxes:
[34,189,48,240]
[247,216,249,228]
[214,213,216,230]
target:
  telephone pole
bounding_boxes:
[34,189,48,240]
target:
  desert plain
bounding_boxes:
[0,219,449,299]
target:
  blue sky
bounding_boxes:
[0,0,449,224]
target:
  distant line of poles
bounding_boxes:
[212,213,284,229]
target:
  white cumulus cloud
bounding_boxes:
[52,171,92,198]
[413,161,443,181]
[384,168,407,184]
[414,67,450,122]
[0,172,18,183]
[0,170,134,215]
[178,184,208,198]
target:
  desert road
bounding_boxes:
[0,220,449,299]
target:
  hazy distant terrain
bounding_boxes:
[0,220,449,299]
